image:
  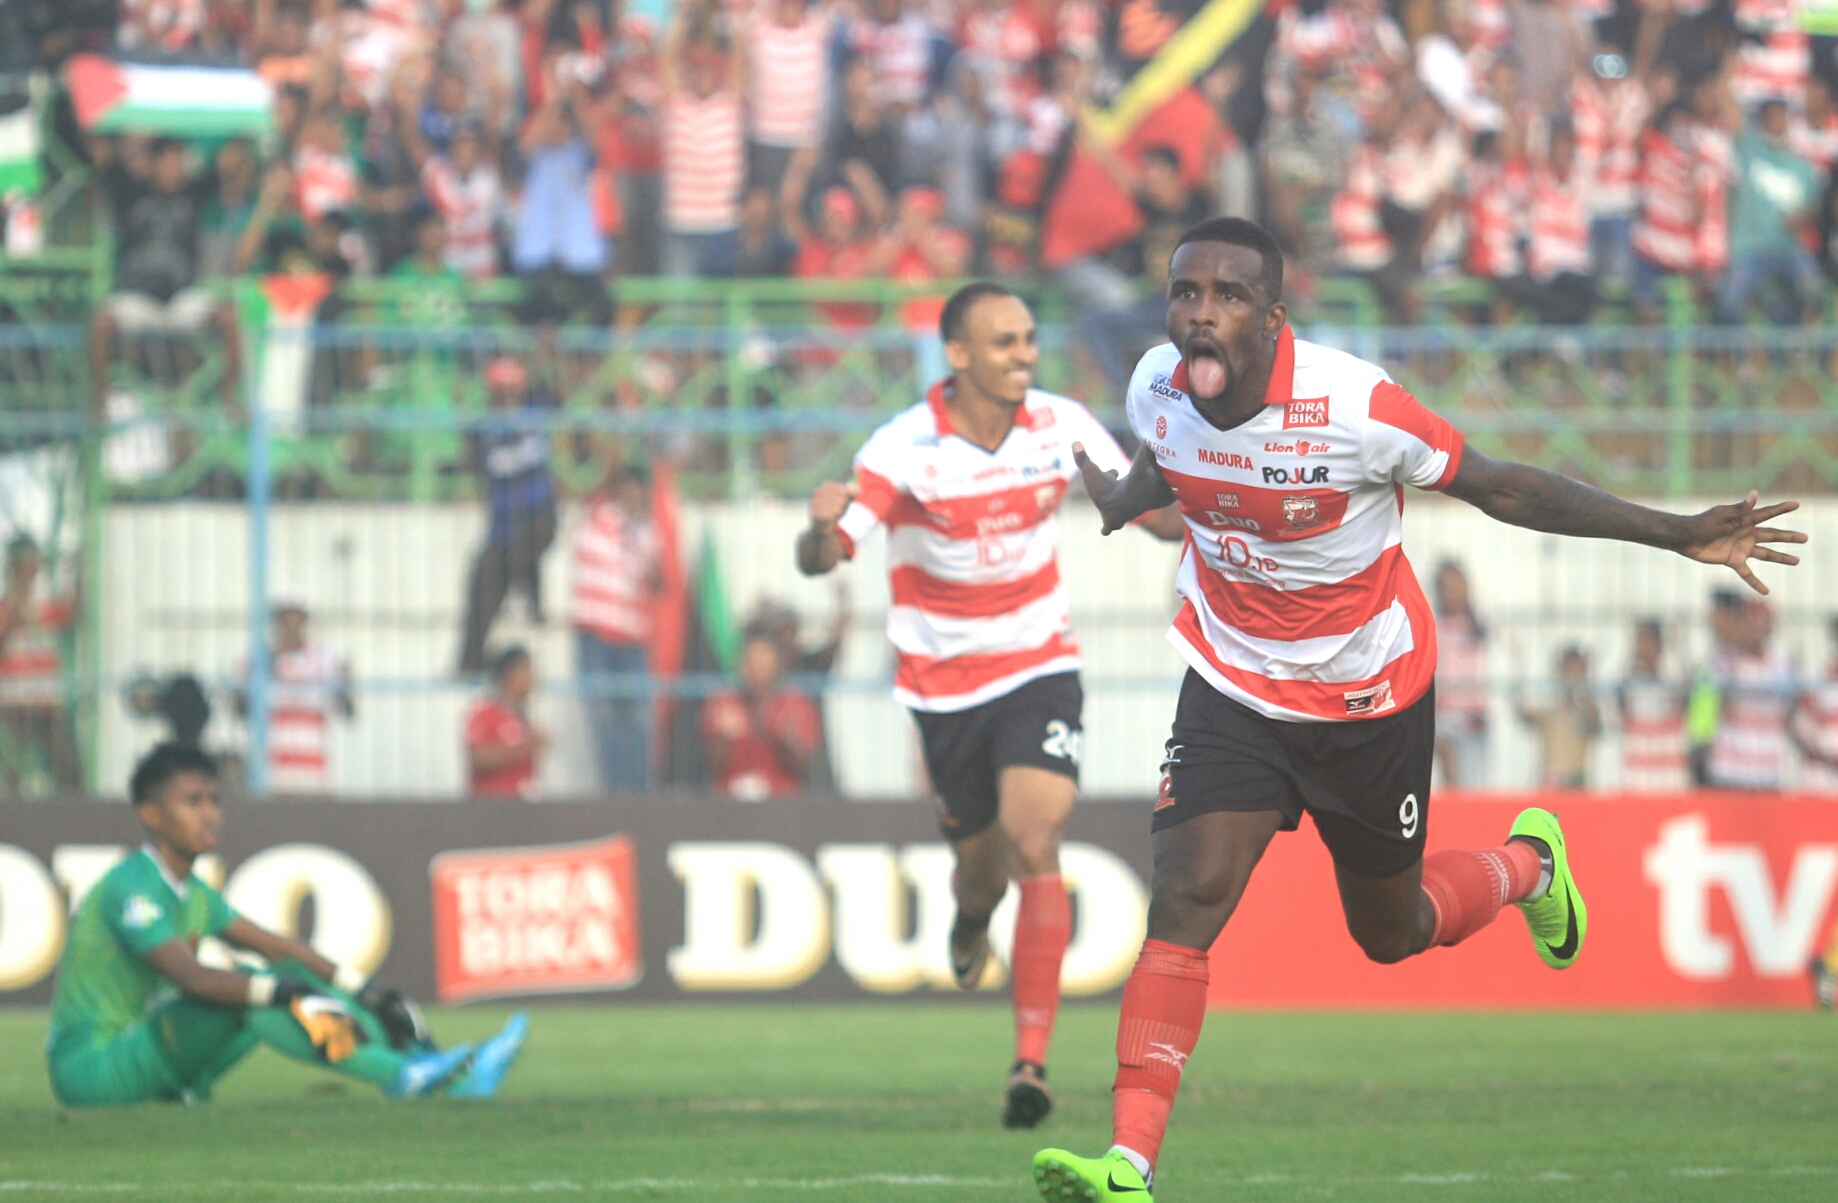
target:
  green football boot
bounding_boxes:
[1509,807,1587,970]
[1032,1148,1153,1202]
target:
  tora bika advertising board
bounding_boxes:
[0,795,1833,1008]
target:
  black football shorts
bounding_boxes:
[912,672,1083,840]
[1153,670,1434,879]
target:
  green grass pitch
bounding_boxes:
[2,1004,1834,1202]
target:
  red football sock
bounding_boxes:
[1111,939,1209,1169]
[1420,842,1545,947]
[1012,874,1071,1066]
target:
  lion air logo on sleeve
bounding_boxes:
[1283,397,1329,428]
[1155,415,1168,439]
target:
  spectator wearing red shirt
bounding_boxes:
[787,184,878,329]
[465,645,547,800]
[701,635,822,801]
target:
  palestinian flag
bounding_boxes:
[0,101,39,195]
[1038,0,1270,268]
[64,55,273,138]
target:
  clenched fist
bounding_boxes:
[809,480,859,530]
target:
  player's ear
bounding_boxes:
[1264,302,1288,340]
[944,339,971,373]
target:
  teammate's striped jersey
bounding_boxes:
[835,383,1132,712]
[1125,330,1462,723]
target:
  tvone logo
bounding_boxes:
[667,842,1146,994]
[0,843,392,991]
[1643,815,1838,978]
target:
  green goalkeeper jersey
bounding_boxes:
[47,848,236,1057]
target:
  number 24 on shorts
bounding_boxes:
[1042,720,1083,767]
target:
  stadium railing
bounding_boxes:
[4,269,1838,799]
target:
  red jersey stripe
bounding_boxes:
[890,561,1061,619]
[894,635,1079,700]
[1193,543,1405,642]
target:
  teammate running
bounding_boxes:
[798,282,1183,1128]
[1032,218,1806,1201]
[46,742,528,1107]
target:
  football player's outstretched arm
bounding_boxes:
[797,481,856,576]
[1444,447,1807,595]
[1074,440,1177,536]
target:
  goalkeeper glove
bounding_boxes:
[359,981,434,1053]
[272,978,365,1064]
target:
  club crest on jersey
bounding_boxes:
[1155,415,1168,439]
[1034,483,1060,511]
[1343,680,1395,715]
[1281,495,1320,527]
[1284,397,1329,428]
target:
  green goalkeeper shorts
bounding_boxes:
[49,996,251,1107]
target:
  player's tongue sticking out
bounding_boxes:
[1185,349,1227,399]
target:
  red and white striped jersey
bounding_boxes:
[1731,0,1808,106]
[1618,674,1689,792]
[422,157,503,278]
[1790,110,1838,174]
[1466,157,1526,280]
[1331,144,1393,272]
[239,643,348,794]
[1793,667,1838,791]
[846,13,936,108]
[749,6,831,148]
[1571,77,1649,218]
[1632,127,1702,272]
[1693,127,1734,274]
[1528,163,1593,280]
[1126,329,1463,723]
[1706,649,1798,790]
[835,383,1131,712]
[1434,609,1488,728]
[662,89,745,233]
[570,496,662,646]
[958,5,1048,119]
[293,145,358,224]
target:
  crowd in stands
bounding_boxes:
[14,0,1838,346]
[1432,560,1838,794]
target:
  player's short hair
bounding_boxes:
[490,643,532,683]
[940,281,1020,344]
[1172,217,1284,305]
[130,742,218,807]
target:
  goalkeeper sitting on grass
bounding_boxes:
[46,742,527,1107]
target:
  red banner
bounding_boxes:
[1210,795,1838,1008]
[431,835,643,1002]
